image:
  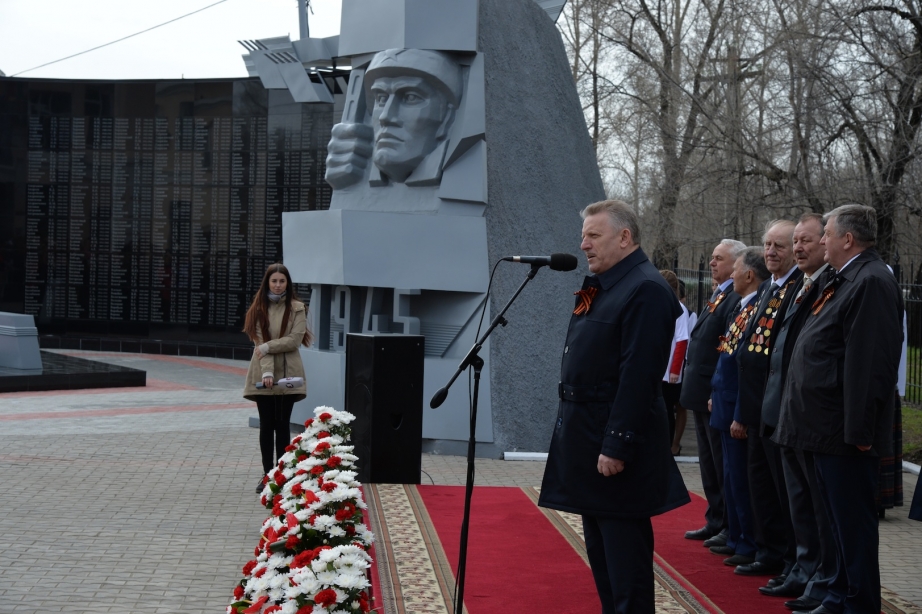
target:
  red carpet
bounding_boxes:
[417,485,600,614]
[651,492,785,614]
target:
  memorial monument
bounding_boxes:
[242,0,605,455]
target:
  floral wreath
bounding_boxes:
[228,407,376,614]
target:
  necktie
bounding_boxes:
[795,277,813,303]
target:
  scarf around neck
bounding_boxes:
[267,290,286,304]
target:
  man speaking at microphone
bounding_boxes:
[539,200,690,614]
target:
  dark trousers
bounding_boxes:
[693,411,726,533]
[814,453,881,614]
[721,432,756,557]
[781,446,835,600]
[747,431,794,569]
[583,514,655,614]
[911,472,922,522]
[255,395,296,474]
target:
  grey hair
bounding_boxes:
[823,204,876,245]
[738,246,770,281]
[762,219,796,244]
[581,199,641,245]
[719,239,747,259]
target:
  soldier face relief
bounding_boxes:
[370,76,448,183]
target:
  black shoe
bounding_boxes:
[784,597,822,611]
[759,583,804,598]
[767,574,788,588]
[685,526,717,540]
[703,532,729,548]
[735,561,785,576]
[723,554,755,566]
[709,545,735,555]
[804,606,835,614]
[256,477,265,494]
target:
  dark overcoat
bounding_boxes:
[539,248,690,518]
[774,250,902,456]
[734,270,803,427]
[680,282,741,413]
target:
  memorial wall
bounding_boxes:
[0,77,338,351]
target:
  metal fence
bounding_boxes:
[674,263,922,408]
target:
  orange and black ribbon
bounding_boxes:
[573,286,598,315]
[707,291,727,313]
[812,286,835,315]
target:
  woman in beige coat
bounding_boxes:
[243,263,312,492]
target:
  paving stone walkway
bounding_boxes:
[0,350,918,612]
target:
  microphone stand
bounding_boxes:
[429,263,543,614]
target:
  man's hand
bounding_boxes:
[325,123,374,189]
[707,398,712,413]
[731,420,747,439]
[597,454,625,476]
[856,444,871,452]
[669,373,680,384]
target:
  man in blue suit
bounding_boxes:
[709,247,769,567]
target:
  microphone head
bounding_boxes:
[549,253,579,271]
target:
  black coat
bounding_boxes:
[539,248,690,518]
[761,266,831,429]
[680,282,741,413]
[734,270,803,427]
[773,250,902,456]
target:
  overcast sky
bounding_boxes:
[0,0,342,80]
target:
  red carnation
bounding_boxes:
[296,450,308,460]
[314,588,338,607]
[272,503,285,517]
[242,560,258,576]
[308,514,318,526]
[291,549,313,569]
[310,466,324,475]
[335,508,352,522]
[233,584,244,599]
[254,546,260,557]
[317,431,330,439]
[325,456,341,468]
[291,483,304,497]
[296,469,308,476]
[318,412,332,422]
[313,442,331,454]
[285,444,296,452]
[244,596,268,614]
[321,482,336,493]
[260,495,267,506]
[273,495,283,506]
[274,472,287,487]
[285,535,300,549]
[345,524,356,535]
[296,606,314,614]
[304,418,314,427]
[292,435,302,444]
[254,566,267,578]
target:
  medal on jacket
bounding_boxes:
[717,304,755,355]
[707,291,727,313]
[746,278,795,354]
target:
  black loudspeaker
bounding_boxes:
[345,334,425,484]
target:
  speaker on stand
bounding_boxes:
[345,334,425,484]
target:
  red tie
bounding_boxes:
[573,287,598,315]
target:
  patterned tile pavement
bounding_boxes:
[0,350,918,613]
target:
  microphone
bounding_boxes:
[502,253,578,271]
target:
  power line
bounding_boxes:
[10,0,233,77]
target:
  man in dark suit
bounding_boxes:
[540,200,690,614]
[680,239,746,545]
[733,220,803,578]
[774,204,903,614]
[760,213,836,609]
[708,247,769,569]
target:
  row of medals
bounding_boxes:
[748,287,787,354]
[719,304,755,355]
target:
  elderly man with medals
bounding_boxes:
[733,220,804,580]
[708,247,770,570]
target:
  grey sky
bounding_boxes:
[0,0,342,79]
